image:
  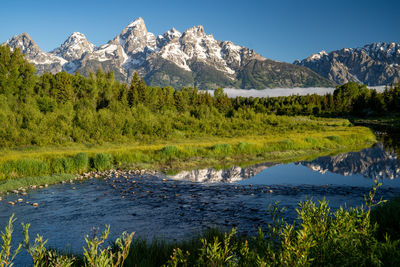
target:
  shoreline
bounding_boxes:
[0,140,375,195]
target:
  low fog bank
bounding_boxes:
[205,86,387,98]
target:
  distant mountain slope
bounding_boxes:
[4,17,334,89]
[294,42,400,86]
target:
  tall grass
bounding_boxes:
[0,125,376,191]
[92,153,113,172]
[212,144,232,155]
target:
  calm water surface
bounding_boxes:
[1,135,399,265]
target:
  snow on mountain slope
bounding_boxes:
[4,17,334,88]
[295,42,400,85]
[6,33,67,74]
[50,32,95,61]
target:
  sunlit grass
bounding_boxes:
[0,121,376,191]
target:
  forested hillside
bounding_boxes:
[1,45,397,148]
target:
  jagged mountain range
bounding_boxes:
[4,17,334,89]
[295,42,400,86]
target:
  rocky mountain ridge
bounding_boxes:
[4,17,334,89]
[294,42,400,86]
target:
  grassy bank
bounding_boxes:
[1,184,399,266]
[0,121,376,192]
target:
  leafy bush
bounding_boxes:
[305,137,318,146]
[326,135,340,143]
[50,158,65,173]
[15,159,49,177]
[0,215,23,266]
[0,161,15,178]
[159,146,181,159]
[92,153,113,171]
[212,144,232,155]
[74,152,89,172]
[278,138,296,150]
[236,142,257,154]
[62,157,75,173]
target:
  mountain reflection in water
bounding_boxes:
[170,143,400,185]
[169,162,276,183]
[3,139,400,266]
[300,143,400,180]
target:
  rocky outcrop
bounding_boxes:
[6,33,67,74]
[294,43,400,86]
[5,18,334,89]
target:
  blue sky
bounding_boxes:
[1,0,399,62]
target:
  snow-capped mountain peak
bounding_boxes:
[306,50,328,61]
[50,32,95,61]
[125,17,146,29]
[156,28,182,47]
[6,32,67,74]
[295,42,400,86]
[6,32,42,55]
[182,25,206,38]
[359,42,400,57]
[119,17,156,55]
[4,17,336,89]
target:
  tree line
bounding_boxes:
[0,45,399,147]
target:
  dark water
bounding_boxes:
[1,135,400,265]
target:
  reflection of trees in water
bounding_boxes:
[378,133,400,164]
[300,143,400,180]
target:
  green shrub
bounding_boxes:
[73,152,89,172]
[15,159,49,177]
[159,146,180,158]
[92,153,113,171]
[326,135,340,143]
[212,144,232,155]
[62,157,75,173]
[305,137,318,145]
[278,138,296,150]
[0,161,15,177]
[50,158,65,174]
[113,152,150,166]
[236,142,256,154]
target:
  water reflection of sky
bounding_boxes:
[2,141,400,265]
[170,142,400,187]
[238,163,400,188]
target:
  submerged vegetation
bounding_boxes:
[1,184,400,266]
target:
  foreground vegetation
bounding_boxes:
[1,183,399,266]
[1,43,400,266]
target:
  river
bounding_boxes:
[0,133,399,265]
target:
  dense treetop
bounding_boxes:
[0,45,399,147]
